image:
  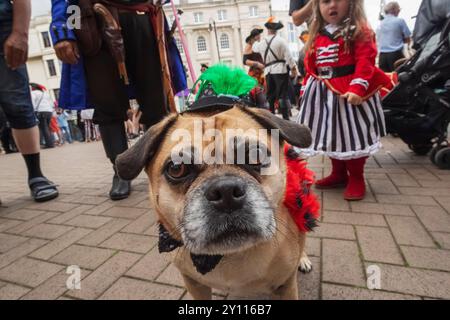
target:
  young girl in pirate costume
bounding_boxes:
[295,0,391,201]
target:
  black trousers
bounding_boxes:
[379,49,405,73]
[266,73,290,120]
[37,112,55,148]
[83,12,167,127]
[0,126,16,152]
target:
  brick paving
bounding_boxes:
[1,137,450,300]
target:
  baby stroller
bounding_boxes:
[382,15,450,169]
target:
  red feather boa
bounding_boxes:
[283,144,320,233]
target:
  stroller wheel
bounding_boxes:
[430,145,447,165]
[409,144,432,156]
[435,147,450,170]
[430,146,439,164]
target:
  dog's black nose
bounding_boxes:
[205,177,247,212]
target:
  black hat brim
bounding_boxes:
[185,96,255,114]
[246,29,263,43]
[265,22,284,30]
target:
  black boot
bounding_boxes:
[279,99,291,120]
[110,166,131,201]
[99,123,131,200]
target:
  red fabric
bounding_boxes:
[248,68,265,87]
[283,145,320,233]
[49,117,60,133]
[249,86,263,103]
[380,72,398,98]
[344,157,367,200]
[303,27,392,100]
[315,158,348,188]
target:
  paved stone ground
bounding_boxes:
[0,137,450,300]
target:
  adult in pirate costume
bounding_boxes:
[50,0,187,200]
[243,28,265,76]
[243,28,266,109]
[252,17,298,120]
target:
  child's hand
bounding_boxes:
[341,92,363,105]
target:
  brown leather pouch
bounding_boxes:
[73,0,102,57]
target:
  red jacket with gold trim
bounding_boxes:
[303,27,393,100]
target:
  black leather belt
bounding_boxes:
[265,59,286,67]
[317,65,355,79]
[117,8,148,14]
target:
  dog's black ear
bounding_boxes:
[240,106,312,148]
[116,114,178,180]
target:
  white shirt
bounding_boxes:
[325,24,339,34]
[252,34,297,75]
[31,90,55,113]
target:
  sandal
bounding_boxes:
[28,177,59,202]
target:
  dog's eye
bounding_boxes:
[247,145,271,166]
[166,162,190,180]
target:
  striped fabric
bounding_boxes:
[295,77,386,160]
[316,44,339,65]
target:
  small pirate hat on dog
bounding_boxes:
[185,64,257,113]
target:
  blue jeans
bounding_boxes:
[0,1,13,25]
[60,126,73,144]
[0,23,37,130]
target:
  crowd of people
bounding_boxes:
[1,82,146,154]
[239,0,412,117]
[236,0,413,200]
[0,0,432,205]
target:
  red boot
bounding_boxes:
[315,158,348,189]
[344,157,368,201]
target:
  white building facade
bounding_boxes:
[25,1,304,101]
[166,0,306,86]
[27,15,61,103]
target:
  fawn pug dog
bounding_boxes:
[116,106,314,300]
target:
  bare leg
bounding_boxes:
[181,274,212,300]
[85,120,91,142]
[12,126,40,154]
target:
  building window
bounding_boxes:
[46,59,57,77]
[249,6,258,17]
[222,60,233,66]
[175,38,184,54]
[288,23,296,43]
[194,12,203,24]
[197,36,207,52]
[41,31,52,48]
[217,10,227,21]
[53,89,60,101]
[220,33,230,50]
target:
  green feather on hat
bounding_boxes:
[194,64,257,101]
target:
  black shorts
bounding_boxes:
[379,50,405,73]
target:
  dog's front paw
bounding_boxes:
[298,254,313,273]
